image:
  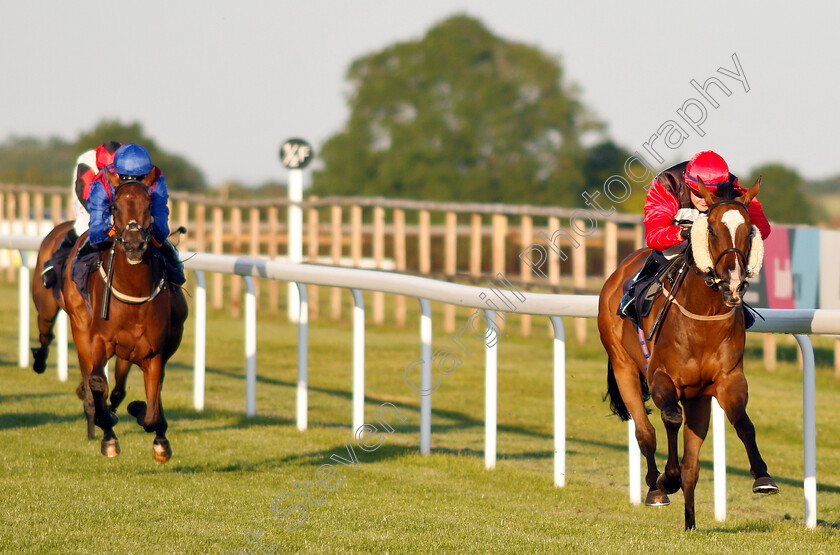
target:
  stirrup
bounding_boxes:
[618,289,634,317]
[41,265,57,289]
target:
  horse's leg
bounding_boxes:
[610,357,668,505]
[649,367,683,495]
[716,368,779,494]
[72,338,98,440]
[86,340,120,457]
[127,355,171,463]
[31,290,59,374]
[681,396,711,530]
[108,358,132,412]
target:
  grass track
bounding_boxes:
[0,281,839,553]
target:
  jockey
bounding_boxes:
[40,141,122,289]
[618,150,771,324]
[76,143,185,286]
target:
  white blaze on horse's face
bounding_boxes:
[720,209,747,301]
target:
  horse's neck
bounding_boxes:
[671,266,732,317]
[108,250,158,295]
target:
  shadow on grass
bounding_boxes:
[192,365,555,441]
[0,411,82,430]
[0,391,65,402]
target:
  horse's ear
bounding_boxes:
[738,176,761,206]
[697,177,717,204]
[141,168,156,187]
[105,168,120,189]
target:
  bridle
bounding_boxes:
[689,199,754,291]
[111,178,153,250]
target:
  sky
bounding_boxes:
[1,1,838,188]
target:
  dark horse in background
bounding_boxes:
[32,177,187,462]
[598,178,778,530]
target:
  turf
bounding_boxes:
[0,281,839,553]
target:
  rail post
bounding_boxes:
[297,283,309,431]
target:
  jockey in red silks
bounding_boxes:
[618,150,771,326]
[41,141,122,289]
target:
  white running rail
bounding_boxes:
[2,233,837,530]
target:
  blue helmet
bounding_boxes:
[113,143,153,176]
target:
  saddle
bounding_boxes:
[70,249,102,307]
[619,251,686,330]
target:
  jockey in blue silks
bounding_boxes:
[79,143,186,286]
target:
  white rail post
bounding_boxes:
[193,270,206,411]
[712,397,727,521]
[419,299,432,455]
[352,289,365,434]
[287,168,303,322]
[18,250,29,368]
[549,316,566,487]
[628,419,641,505]
[245,276,257,416]
[795,333,817,529]
[485,309,497,470]
[296,283,309,431]
[57,309,68,382]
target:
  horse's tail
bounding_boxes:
[604,360,652,421]
[604,360,631,421]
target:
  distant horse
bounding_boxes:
[598,178,778,530]
[32,221,135,441]
[35,177,187,462]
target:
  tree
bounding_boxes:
[75,120,207,192]
[745,163,815,225]
[312,15,605,206]
[0,136,75,185]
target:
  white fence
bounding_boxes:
[1,233,837,530]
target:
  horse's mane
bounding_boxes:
[710,182,739,201]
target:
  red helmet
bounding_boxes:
[95,141,123,170]
[685,150,730,192]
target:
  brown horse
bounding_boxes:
[32,221,135,441]
[34,178,187,462]
[598,178,778,530]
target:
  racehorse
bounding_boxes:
[597,178,778,530]
[32,221,135,441]
[32,177,187,462]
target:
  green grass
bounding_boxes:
[1,281,840,553]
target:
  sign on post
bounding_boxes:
[280,138,314,322]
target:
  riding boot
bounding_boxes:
[41,228,79,289]
[618,253,663,318]
[72,237,101,266]
[744,307,756,329]
[158,238,186,286]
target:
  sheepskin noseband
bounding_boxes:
[690,214,764,278]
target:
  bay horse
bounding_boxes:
[34,177,187,462]
[598,178,778,530]
[32,221,135,441]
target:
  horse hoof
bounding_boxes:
[31,348,47,374]
[127,401,147,425]
[153,439,172,464]
[753,476,780,494]
[100,438,120,458]
[656,473,682,495]
[645,489,671,506]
